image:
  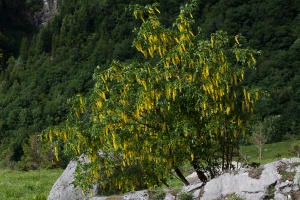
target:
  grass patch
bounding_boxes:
[148,171,188,199]
[0,168,63,200]
[178,192,193,200]
[216,193,243,200]
[228,195,244,200]
[290,162,300,168]
[277,163,296,182]
[276,161,300,185]
[148,190,166,200]
[240,140,296,165]
[267,182,276,199]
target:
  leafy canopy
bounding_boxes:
[45,1,260,193]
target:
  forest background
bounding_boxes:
[0,0,299,170]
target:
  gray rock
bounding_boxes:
[123,190,149,200]
[292,185,299,191]
[192,189,201,199]
[48,161,98,200]
[200,158,300,200]
[278,181,292,193]
[182,181,204,193]
[185,172,200,184]
[274,192,287,200]
[164,193,175,200]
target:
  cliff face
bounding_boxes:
[33,0,59,26]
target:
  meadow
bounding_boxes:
[240,140,296,164]
[0,169,63,200]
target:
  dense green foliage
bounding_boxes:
[0,0,42,66]
[199,0,300,142]
[0,0,299,176]
[0,0,145,164]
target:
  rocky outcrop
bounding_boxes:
[48,158,300,200]
[33,0,59,26]
[200,158,300,199]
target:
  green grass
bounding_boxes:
[240,140,297,164]
[0,168,63,200]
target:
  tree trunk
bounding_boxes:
[191,160,208,183]
[174,166,189,186]
[208,167,215,179]
[196,169,208,183]
[259,145,262,161]
[168,147,189,186]
[221,141,225,170]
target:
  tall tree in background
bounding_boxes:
[45,1,260,193]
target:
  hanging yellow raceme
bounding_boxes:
[100,92,106,100]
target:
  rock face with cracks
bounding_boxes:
[48,158,300,199]
[200,158,300,200]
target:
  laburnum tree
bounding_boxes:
[44,1,260,193]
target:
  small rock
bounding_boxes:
[292,185,299,191]
[90,197,108,200]
[185,172,200,184]
[278,181,292,193]
[164,193,175,200]
[192,189,201,199]
[123,190,149,200]
[274,192,287,200]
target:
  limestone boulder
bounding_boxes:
[48,161,98,200]
[200,158,300,200]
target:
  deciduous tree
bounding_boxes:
[45,1,260,193]
[251,122,267,161]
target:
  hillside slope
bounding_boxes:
[0,0,299,166]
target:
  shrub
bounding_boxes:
[0,148,17,169]
[179,192,193,200]
[148,190,165,200]
[290,143,300,157]
[19,133,64,170]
